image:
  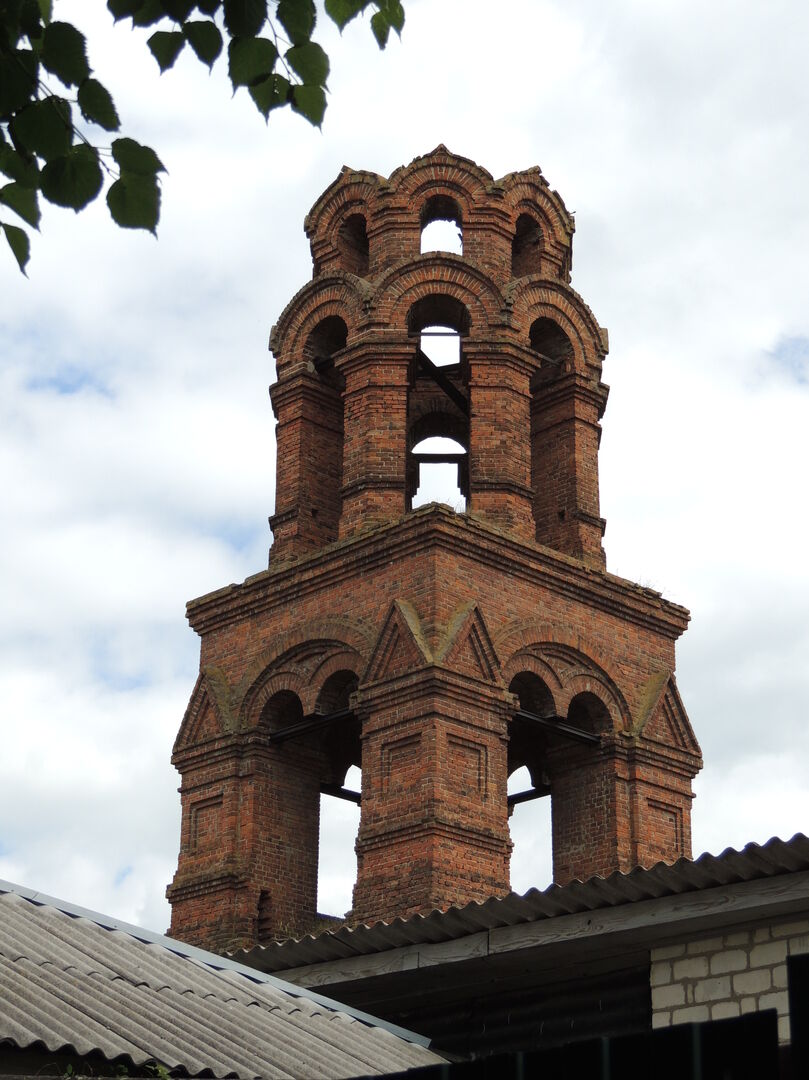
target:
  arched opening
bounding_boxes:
[511,213,543,277]
[420,194,463,255]
[315,670,362,919]
[529,317,574,368]
[567,691,613,736]
[337,214,369,276]
[507,673,555,892]
[302,317,347,543]
[410,435,467,511]
[260,689,304,734]
[406,296,470,512]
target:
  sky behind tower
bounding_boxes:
[2,0,809,932]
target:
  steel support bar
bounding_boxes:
[321,783,361,805]
[269,707,355,744]
[507,785,551,807]
[416,347,469,415]
[515,708,600,745]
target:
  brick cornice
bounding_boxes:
[187,506,689,641]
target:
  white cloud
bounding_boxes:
[2,0,808,931]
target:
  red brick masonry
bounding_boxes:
[167,148,702,951]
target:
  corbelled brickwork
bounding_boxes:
[167,147,702,952]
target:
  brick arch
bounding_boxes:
[303,172,383,251]
[235,618,375,724]
[243,670,308,733]
[269,274,370,360]
[494,621,631,732]
[387,146,494,202]
[506,279,607,372]
[500,171,574,252]
[310,650,364,707]
[372,256,507,332]
[501,650,563,714]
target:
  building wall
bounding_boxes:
[650,916,809,1043]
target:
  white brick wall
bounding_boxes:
[650,917,809,1044]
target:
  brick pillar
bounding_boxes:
[466,343,535,541]
[531,372,608,567]
[337,341,410,537]
[269,368,343,562]
[546,738,633,884]
[351,669,513,923]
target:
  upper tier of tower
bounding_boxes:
[302,145,575,284]
[267,147,610,568]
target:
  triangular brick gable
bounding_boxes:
[637,673,700,754]
[435,603,501,684]
[364,600,432,683]
[173,670,231,753]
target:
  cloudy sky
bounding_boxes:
[2,0,809,934]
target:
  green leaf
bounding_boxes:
[223,0,267,37]
[228,36,277,87]
[41,21,90,86]
[290,83,326,126]
[111,137,165,176]
[37,0,53,24]
[40,144,103,210]
[0,180,40,227]
[370,9,389,47]
[162,0,194,19]
[77,78,120,131]
[182,20,223,67]
[107,171,160,233]
[20,0,44,39]
[147,30,185,71]
[324,0,366,31]
[0,49,38,118]
[0,144,40,188]
[132,0,166,27]
[2,221,30,274]
[197,0,221,13]
[285,42,328,85]
[276,0,315,44]
[107,0,146,20]
[249,73,289,119]
[10,97,71,161]
[377,0,403,33]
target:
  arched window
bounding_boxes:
[420,194,463,255]
[337,214,369,276]
[410,435,467,511]
[529,317,574,368]
[507,673,555,892]
[315,670,362,919]
[511,213,543,277]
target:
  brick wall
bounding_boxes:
[651,918,809,1043]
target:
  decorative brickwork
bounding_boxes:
[167,148,702,951]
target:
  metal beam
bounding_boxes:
[269,707,355,744]
[321,783,362,805]
[507,786,551,807]
[514,708,600,745]
[416,347,469,416]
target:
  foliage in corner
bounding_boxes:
[0,0,404,273]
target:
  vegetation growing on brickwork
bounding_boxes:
[0,0,405,273]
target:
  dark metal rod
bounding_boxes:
[269,707,355,744]
[416,347,469,416]
[413,452,467,463]
[515,708,600,745]
[321,783,361,805]
[507,786,551,807]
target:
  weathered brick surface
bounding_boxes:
[167,148,702,951]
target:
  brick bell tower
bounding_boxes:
[167,147,702,951]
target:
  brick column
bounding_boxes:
[531,372,608,567]
[466,343,535,541]
[337,341,411,537]
[269,368,343,562]
[351,669,513,923]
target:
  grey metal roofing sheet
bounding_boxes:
[237,833,809,973]
[0,883,443,1079]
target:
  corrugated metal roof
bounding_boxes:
[238,834,809,973]
[0,882,444,1078]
